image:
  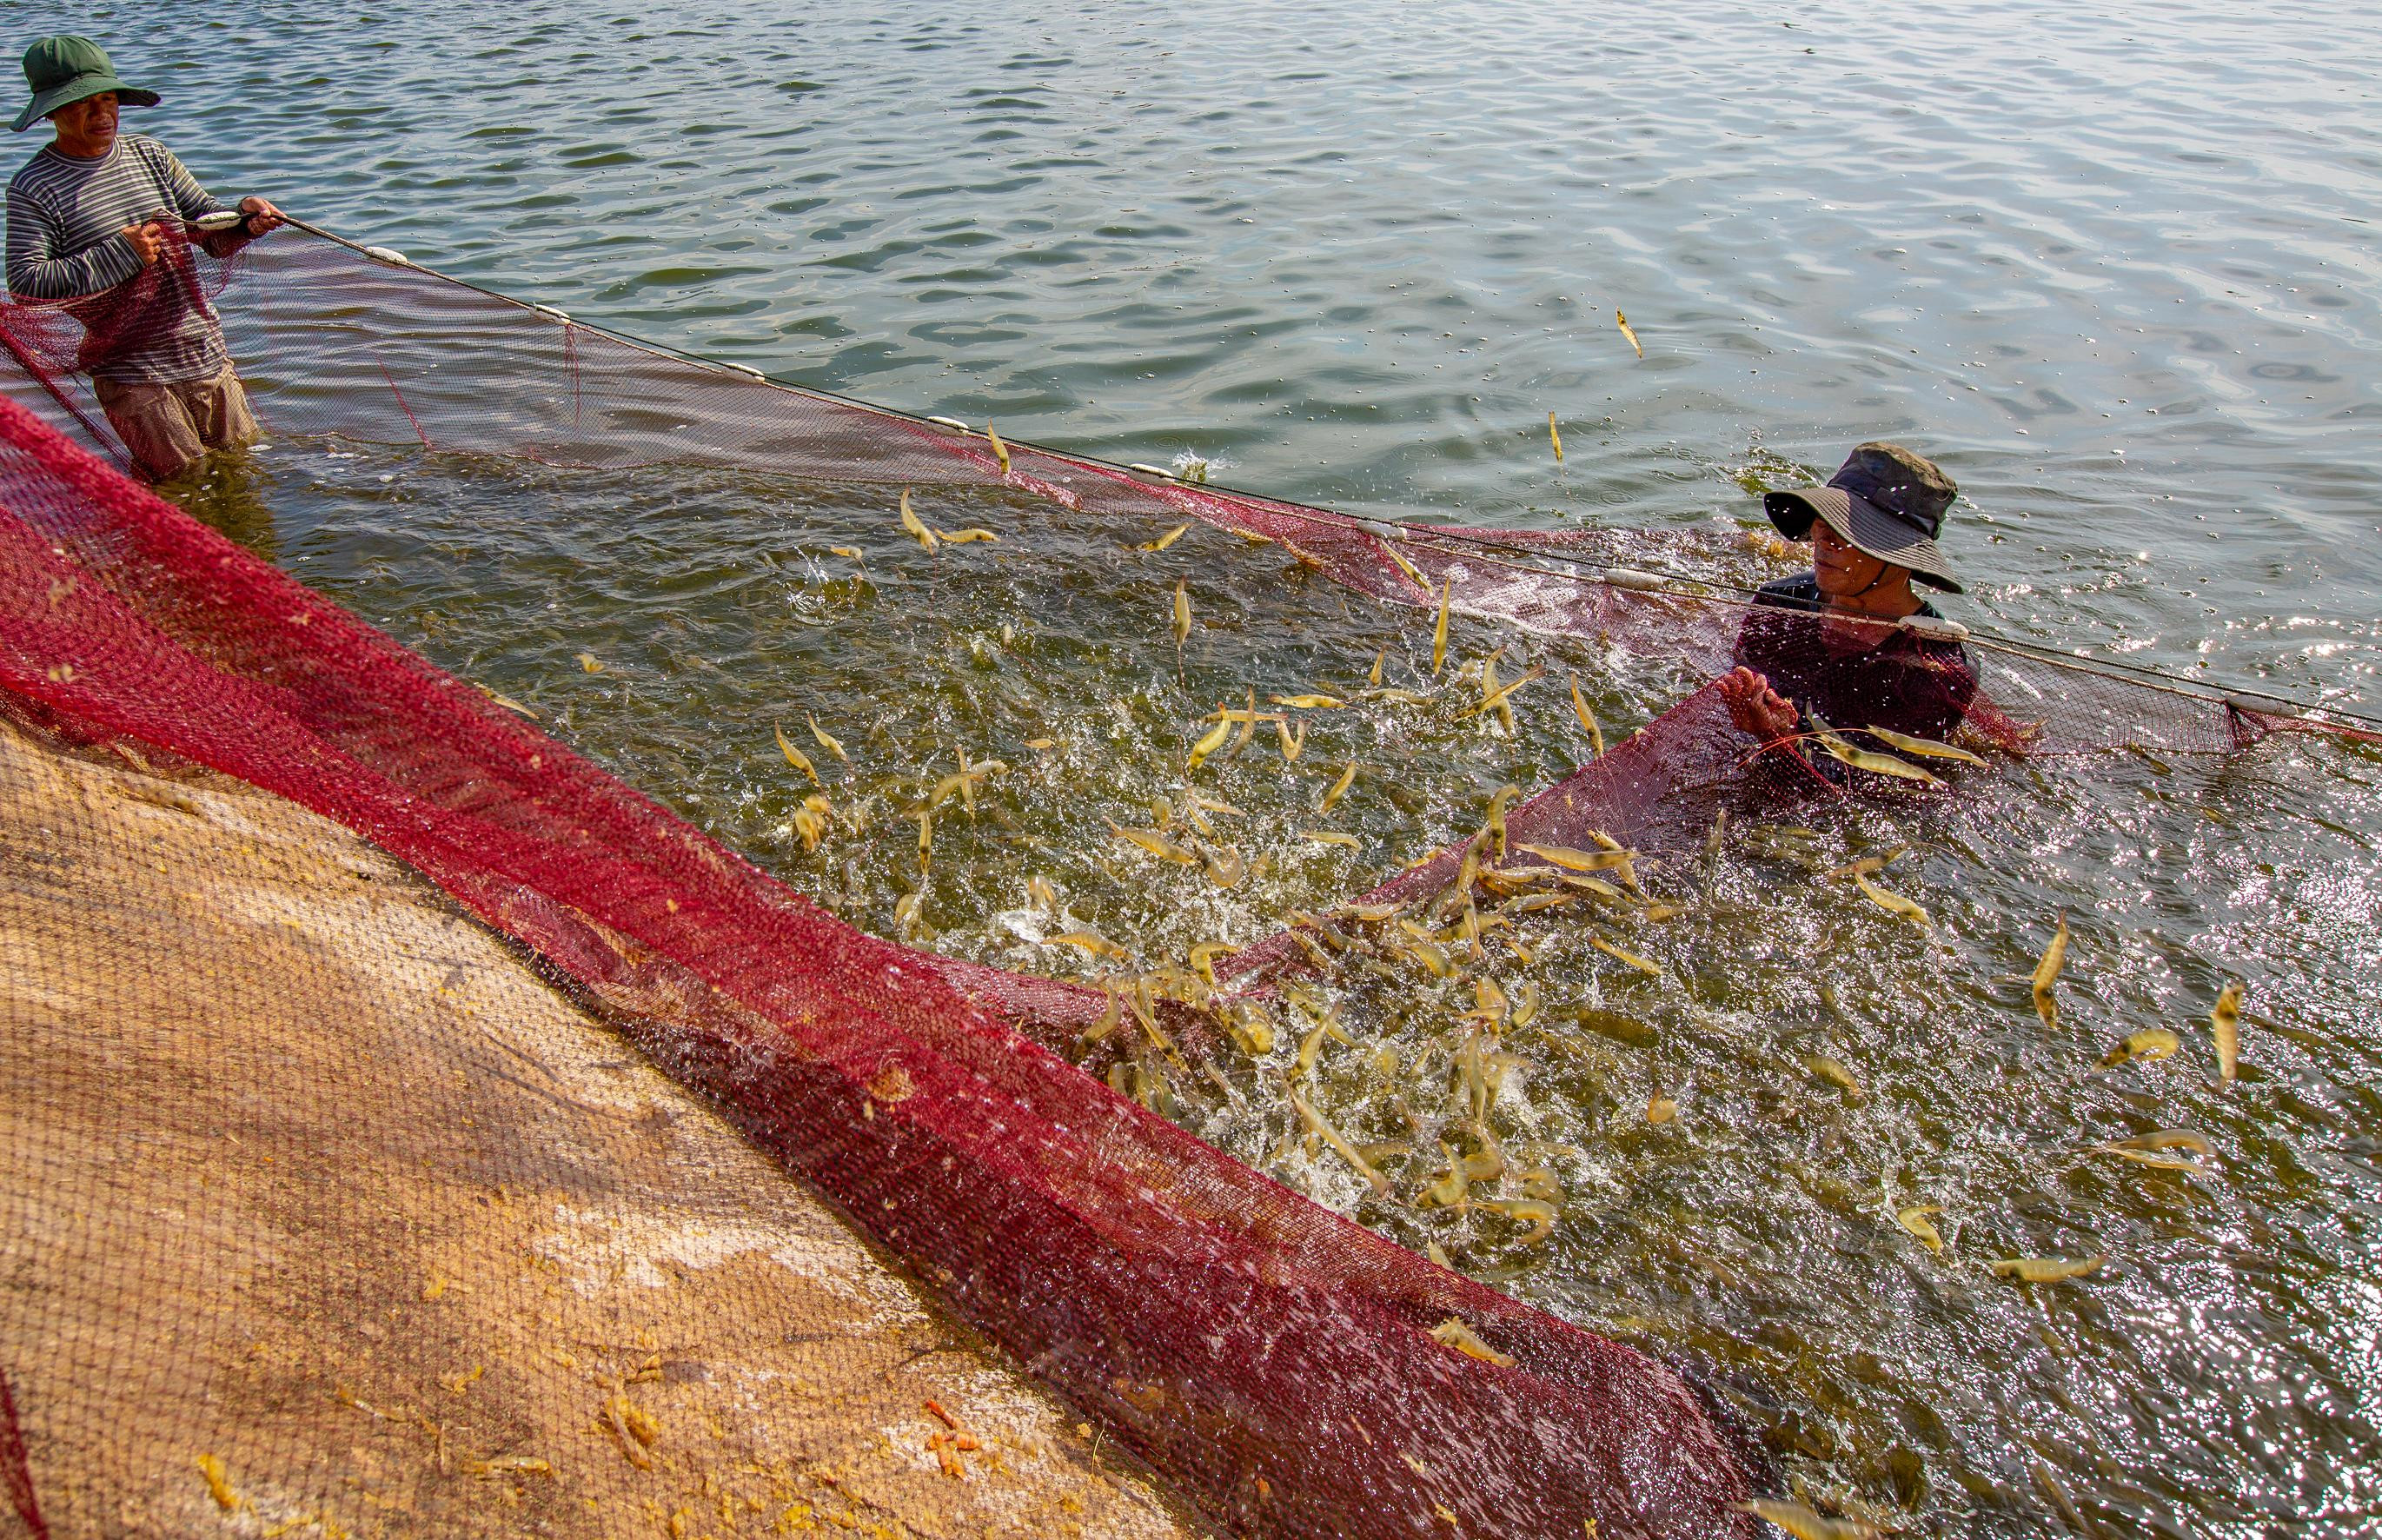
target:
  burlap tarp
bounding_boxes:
[0,713,1197,1540]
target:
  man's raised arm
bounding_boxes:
[141,138,281,256]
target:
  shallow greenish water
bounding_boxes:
[171,438,2381,1540]
[24,0,2382,1533]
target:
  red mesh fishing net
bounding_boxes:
[1,226,2368,763]
[3,223,2374,1539]
[0,393,1755,1534]
[0,222,253,465]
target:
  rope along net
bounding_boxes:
[13,222,2369,765]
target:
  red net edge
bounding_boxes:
[1209,662,2352,990]
[0,395,1759,1536]
[36,232,2357,763]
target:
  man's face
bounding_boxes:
[49,91,119,152]
[1811,521,1891,601]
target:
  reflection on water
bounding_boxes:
[243,440,2382,1539]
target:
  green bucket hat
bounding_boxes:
[11,36,158,135]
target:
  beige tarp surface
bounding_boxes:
[0,714,1200,1540]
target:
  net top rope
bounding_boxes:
[237,216,2375,743]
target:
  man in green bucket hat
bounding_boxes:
[4,35,285,481]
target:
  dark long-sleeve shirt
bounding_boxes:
[1733,574,1977,744]
[6,135,231,382]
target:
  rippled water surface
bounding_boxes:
[28,0,2382,1534]
[121,0,2382,698]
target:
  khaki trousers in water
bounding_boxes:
[93,365,260,482]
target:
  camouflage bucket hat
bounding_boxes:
[1764,441,1964,594]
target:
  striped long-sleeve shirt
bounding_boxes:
[6,134,232,382]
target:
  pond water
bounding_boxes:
[20,0,2382,1534]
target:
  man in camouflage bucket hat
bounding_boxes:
[1719,442,1980,747]
[5,35,286,481]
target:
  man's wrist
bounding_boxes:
[104,231,147,276]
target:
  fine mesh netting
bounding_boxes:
[2,222,2376,1540]
[10,222,2369,780]
[0,698,1197,1540]
[6,223,2375,770]
[0,235,1762,1537]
